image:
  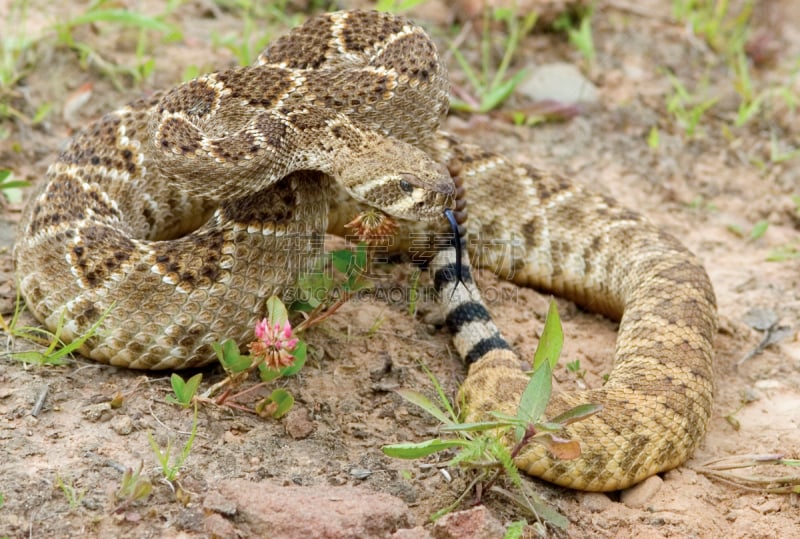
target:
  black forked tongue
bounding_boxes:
[444,208,465,291]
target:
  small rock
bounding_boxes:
[663,467,699,485]
[81,402,112,422]
[203,490,237,516]
[620,475,663,508]
[213,479,411,539]
[742,307,778,331]
[110,414,134,435]
[518,62,599,104]
[349,468,372,480]
[580,492,613,513]
[392,526,434,539]
[754,498,782,514]
[173,507,205,533]
[754,379,785,390]
[432,506,505,539]
[284,408,315,439]
[204,513,236,538]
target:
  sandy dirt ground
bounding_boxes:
[1,0,799,537]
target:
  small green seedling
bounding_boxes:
[290,244,373,326]
[147,404,198,483]
[7,302,112,366]
[450,7,537,113]
[647,126,660,150]
[114,461,152,512]
[255,388,294,419]
[566,359,586,381]
[0,169,29,204]
[665,73,719,137]
[748,220,769,241]
[672,0,752,54]
[213,339,251,374]
[766,244,800,262]
[55,475,85,509]
[165,373,203,408]
[0,2,52,125]
[553,9,596,65]
[210,0,310,66]
[769,132,800,164]
[203,296,307,418]
[53,4,183,86]
[503,520,527,539]
[212,14,271,66]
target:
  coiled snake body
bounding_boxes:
[14,10,716,491]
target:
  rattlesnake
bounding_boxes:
[13,10,716,491]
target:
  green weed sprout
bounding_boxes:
[553,8,596,65]
[166,373,203,408]
[0,169,29,204]
[197,296,306,419]
[383,300,601,529]
[450,7,537,113]
[55,475,85,509]
[113,461,153,513]
[3,296,113,366]
[147,404,199,484]
[53,3,183,86]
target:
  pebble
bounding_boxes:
[284,407,315,439]
[620,475,664,508]
[580,492,613,513]
[80,402,112,422]
[392,526,433,539]
[204,513,236,538]
[203,489,237,516]
[349,468,372,480]
[210,480,411,539]
[518,62,599,104]
[110,414,133,435]
[431,506,505,539]
[754,498,782,514]
[754,379,785,390]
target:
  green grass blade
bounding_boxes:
[382,438,469,459]
[480,68,528,112]
[45,303,113,362]
[421,364,459,422]
[532,299,563,371]
[516,361,552,438]
[395,389,454,426]
[548,402,603,426]
[450,48,483,98]
[441,420,514,432]
[65,9,176,34]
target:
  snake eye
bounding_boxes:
[398,179,414,193]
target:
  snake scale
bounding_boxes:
[13,10,716,491]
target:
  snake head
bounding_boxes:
[339,138,455,221]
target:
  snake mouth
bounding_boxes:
[354,170,455,222]
[404,189,455,222]
[400,165,457,222]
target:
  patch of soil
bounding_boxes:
[1,1,799,537]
